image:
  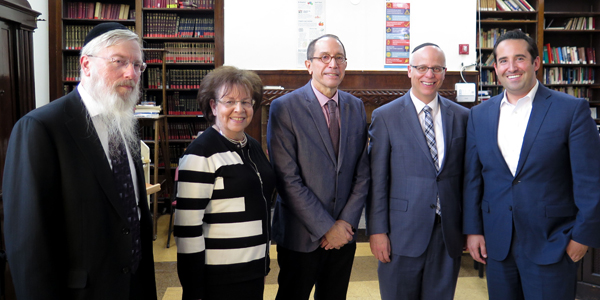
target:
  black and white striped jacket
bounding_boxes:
[174,127,275,299]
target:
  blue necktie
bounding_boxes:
[109,133,142,272]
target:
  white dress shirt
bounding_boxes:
[411,90,445,169]
[497,81,540,176]
[78,84,141,208]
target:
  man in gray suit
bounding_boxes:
[367,43,469,300]
[267,34,370,300]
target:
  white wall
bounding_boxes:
[224,0,477,71]
[29,0,50,107]
[30,0,477,109]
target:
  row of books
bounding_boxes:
[144,43,165,63]
[141,121,207,145]
[63,84,76,95]
[543,67,596,85]
[168,121,208,140]
[144,42,215,63]
[478,28,510,49]
[146,68,212,89]
[479,53,495,66]
[549,87,592,101]
[543,45,596,65]
[143,0,215,9]
[478,0,534,11]
[167,92,203,115]
[64,56,80,81]
[480,69,498,86]
[64,25,135,50]
[65,2,134,20]
[546,17,596,30]
[143,13,214,38]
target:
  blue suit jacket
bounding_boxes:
[367,93,469,259]
[267,81,370,253]
[463,84,600,265]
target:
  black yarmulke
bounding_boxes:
[83,22,129,48]
[411,42,441,54]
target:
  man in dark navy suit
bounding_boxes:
[464,29,600,300]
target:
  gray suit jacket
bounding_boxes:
[367,93,469,259]
[267,81,370,253]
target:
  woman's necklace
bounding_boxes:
[213,125,247,148]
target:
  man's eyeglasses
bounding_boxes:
[216,99,255,108]
[309,55,347,64]
[410,65,446,74]
[87,55,147,73]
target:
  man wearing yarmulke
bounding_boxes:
[2,22,157,299]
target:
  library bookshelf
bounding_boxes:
[48,0,224,237]
[476,0,542,97]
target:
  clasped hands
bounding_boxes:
[320,220,354,250]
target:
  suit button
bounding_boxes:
[430,204,436,209]
[509,206,513,211]
[122,228,130,235]
[122,267,130,274]
[436,177,440,182]
[332,198,336,202]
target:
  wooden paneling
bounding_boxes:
[247,70,479,143]
[0,21,15,186]
[0,2,39,299]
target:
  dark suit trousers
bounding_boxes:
[275,243,356,300]
[377,222,461,300]
[486,230,578,300]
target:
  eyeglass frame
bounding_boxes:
[215,98,256,109]
[308,54,348,64]
[410,65,447,74]
[87,55,147,73]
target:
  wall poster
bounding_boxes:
[384,1,410,69]
[298,1,326,66]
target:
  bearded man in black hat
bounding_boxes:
[2,22,157,300]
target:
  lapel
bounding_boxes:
[303,82,338,165]
[400,94,437,170]
[438,97,454,173]
[514,85,552,177]
[63,91,129,223]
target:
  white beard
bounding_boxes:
[86,68,141,160]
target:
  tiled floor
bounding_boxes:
[153,214,489,300]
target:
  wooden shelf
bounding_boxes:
[146,62,215,66]
[480,19,538,24]
[545,84,600,87]
[544,30,600,33]
[545,12,600,17]
[543,64,600,67]
[142,8,214,12]
[62,18,136,24]
[142,37,215,42]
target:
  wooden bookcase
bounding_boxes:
[48,0,224,236]
[543,0,600,121]
[49,0,223,100]
[476,0,542,97]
